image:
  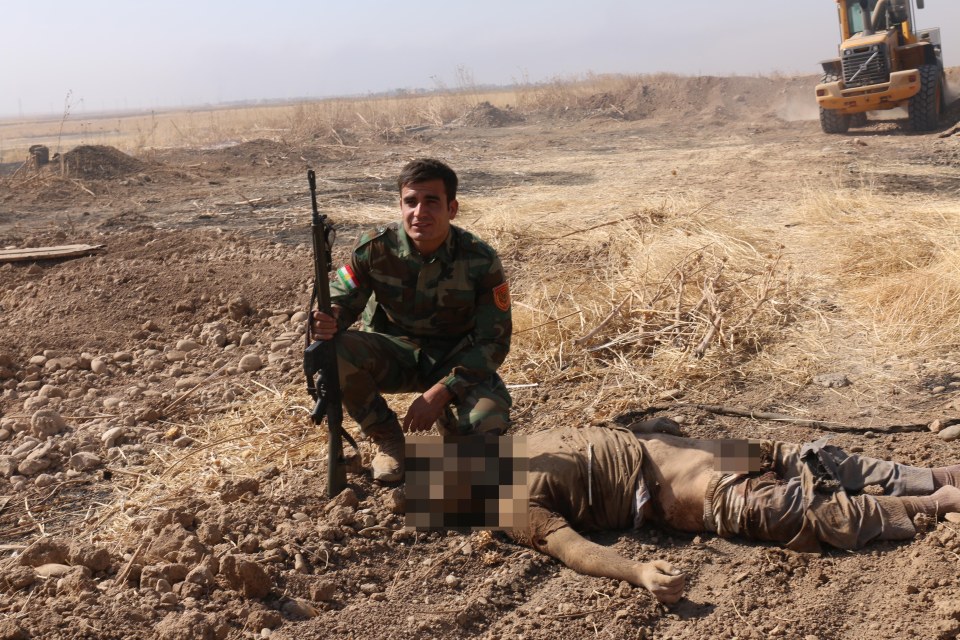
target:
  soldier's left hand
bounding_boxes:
[402,383,453,432]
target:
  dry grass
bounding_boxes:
[468,190,798,416]
[0,73,663,165]
[797,185,960,356]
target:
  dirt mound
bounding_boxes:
[455,101,524,127]
[577,74,819,122]
[60,145,146,179]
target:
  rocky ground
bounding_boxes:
[1,74,960,639]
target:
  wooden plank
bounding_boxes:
[0,244,105,262]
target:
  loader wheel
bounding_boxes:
[819,73,850,134]
[907,64,942,132]
[849,112,868,128]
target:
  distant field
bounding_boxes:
[0,73,719,165]
[0,88,526,165]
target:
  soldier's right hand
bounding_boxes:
[310,307,340,341]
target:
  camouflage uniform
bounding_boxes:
[330,221,512,436]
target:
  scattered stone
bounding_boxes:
[326,487,360,511]
[239,332,255,347]
[445,574,461,588]
[220,477,260,502]
[145,524,209,565]
[30,408,66,439]
[657,388,683,401]
[291,311,309,323]
[239,354,263,372]
[35,473,55,488]
[267,314,290,327]
[930,420,944,434]
[173,436,195,448]
[220,554,271,599]
[239,534,261,553]
[35,563,73,578]
[384,487,406,514]
[0,620,28,640]
[247,609,282,632]
[327,506,355,527]
[945,513,960,524]
[0,456,18,478]
[294,553,308,573]
[359,583,380,595]
[102,426,126,448]
[812,373,850,388]
[22,396,48,412]
[176,339,200,352]
[137,407,161,423]
[18,456,51,476]
[2,566,36,592]
[37,384,65,398]
[90,358,108,374]
[69,451,102,471]
[228,297,252,321]
[68,541,112,573]
[310,578,337,601]
[175,376,205,390]
[938,425,960,442]
[282,598,319,619]
[355,513,377,529]
[57,565,96,593]
[166,350,187,363]
[155,611,219,640]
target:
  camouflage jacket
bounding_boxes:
[330,222,512,399]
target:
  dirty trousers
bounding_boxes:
[704,439,934,551]
[335,330,511,436]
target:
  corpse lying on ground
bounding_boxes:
[508,420,960,604]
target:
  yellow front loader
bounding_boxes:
[815,0,945,133]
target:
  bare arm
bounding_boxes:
[541,526,685,604]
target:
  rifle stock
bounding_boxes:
[304,170,354,498]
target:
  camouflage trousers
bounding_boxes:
[704,438,934,552]
[335,330,511,437]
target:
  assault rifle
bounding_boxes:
[304,169,357,498]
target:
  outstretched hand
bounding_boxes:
[637,560,685,604]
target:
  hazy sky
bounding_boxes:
[4,0,959,118]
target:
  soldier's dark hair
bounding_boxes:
[397,158,458,202]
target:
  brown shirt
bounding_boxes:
[512,426,644,550]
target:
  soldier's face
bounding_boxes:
[400,179,458,256]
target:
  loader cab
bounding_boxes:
[840,0,914,40]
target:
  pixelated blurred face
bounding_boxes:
[400,179,458,256]
[714,439,763,474]
[405,435,528,532]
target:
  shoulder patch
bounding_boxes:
[335,264,359,291]
[493,282,511,312]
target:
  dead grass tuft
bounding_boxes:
[798,186,960,356]
[470,195,798,414]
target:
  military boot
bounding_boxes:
[366,418,405,483]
